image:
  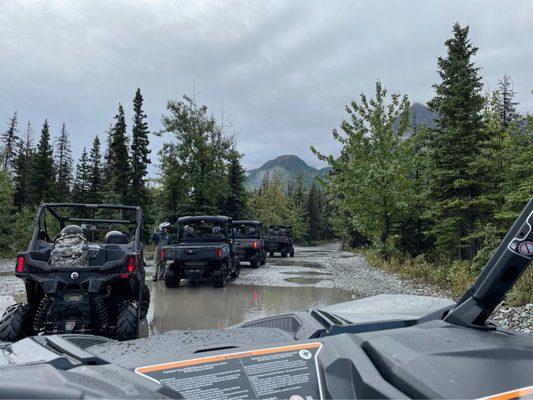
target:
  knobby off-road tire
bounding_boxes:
[115,301,139,341]
[140,283,150,319]
[0,303,33,342]
[250,257,259,269]
[164,270,180,288]
[290,248,295,257]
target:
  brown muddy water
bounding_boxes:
[142,281,352,336]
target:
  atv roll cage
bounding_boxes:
[30,203,142,252]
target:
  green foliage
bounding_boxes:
[13,122,33,209]
[0,170,15,256]
[108,104,130,203]
[29,119,55,205]
[1,111,19,172]
[222,149,247,219]
[72,148,91,203]
[312,81,414,249]
[248,173,308,241]
[159,95,233,215]
[55,123,73,200]
[306,182,321,241]
[88,135,103,203]
[426,23,488,260]
[130,88,151,208]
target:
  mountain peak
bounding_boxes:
[245,154,322,189]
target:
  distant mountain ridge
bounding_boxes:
[245,104,435,189]
[245,155,328,189]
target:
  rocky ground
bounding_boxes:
[0,241,531,334]
[236,242,532,334]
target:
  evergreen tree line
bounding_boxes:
[312,23,532,303]
[0,88,153,254]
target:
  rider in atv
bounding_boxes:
[152,222,171,281]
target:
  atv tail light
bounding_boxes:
[127,257,136,273]
[16,256,25,273]
[160,250,165,262]
[216,247,223,257]
[252,241,258,250]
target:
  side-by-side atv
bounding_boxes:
[233,220,266,268]
[161,215,239,288]
[0,203,150,342]
[264,224,294,257]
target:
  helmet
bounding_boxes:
[159,222,171,230]
[104,230,129,244]
[60,225,83,236]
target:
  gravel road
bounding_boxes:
[0,241,530,334]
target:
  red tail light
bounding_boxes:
[16,256,25,273]
[160,250,165,261]
[127,256,136,273]
[216,247,223,257]
[252,241,258,250]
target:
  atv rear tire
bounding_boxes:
[115,301,139,341]
[250,257,259,269]
[289,249,294,257]
[0,303,33,342]
[269,251,274,257]
[164,270,180,288]
[140,283,150,319]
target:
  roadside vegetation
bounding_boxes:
[312,23,532,306]
[0,23,530,305]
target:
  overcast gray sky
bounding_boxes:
[1,0,532,173]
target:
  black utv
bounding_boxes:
[0,203,150,342]
[233,220,267,268]
[264,224,294,257]
[161,215,239,288]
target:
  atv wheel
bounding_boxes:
[164,270,180,288]
[0,303,33,342]
[115,301,139,341]
[250,257,259,269]
[230,262,240,278]
[260,254,266,265]
[269,251,274,257]
[213,277,226,288]
[289,249,295,257]
[281,250,288,258]
[140,283,150,319]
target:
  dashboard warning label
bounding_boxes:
[135,342,323,400]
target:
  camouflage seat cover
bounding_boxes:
[50,233,89,267]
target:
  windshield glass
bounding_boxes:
[234,224,260,239]
[179,220,227,242]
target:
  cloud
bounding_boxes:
[0,0,531,171]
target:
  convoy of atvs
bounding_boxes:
[0,203,294,342]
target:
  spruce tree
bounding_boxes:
[498,75,519,129]
[13,121,34,209]
[108,104,130,202]
[72,148,91,203]
[222,149,247,219]
[306,182,321,241]
[130,88,151,207]
[2,111,19,172]
[426,23,487,260]
[88,135,103,203]
[29,120,55,205]
[55,123,73,200]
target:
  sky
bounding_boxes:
[1,0,532,174]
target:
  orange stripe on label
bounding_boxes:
[479,385,533,400]
[136,342,322,374]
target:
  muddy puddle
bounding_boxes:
[143,281,353,336]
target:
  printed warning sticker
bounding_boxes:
[135,342,323,400]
